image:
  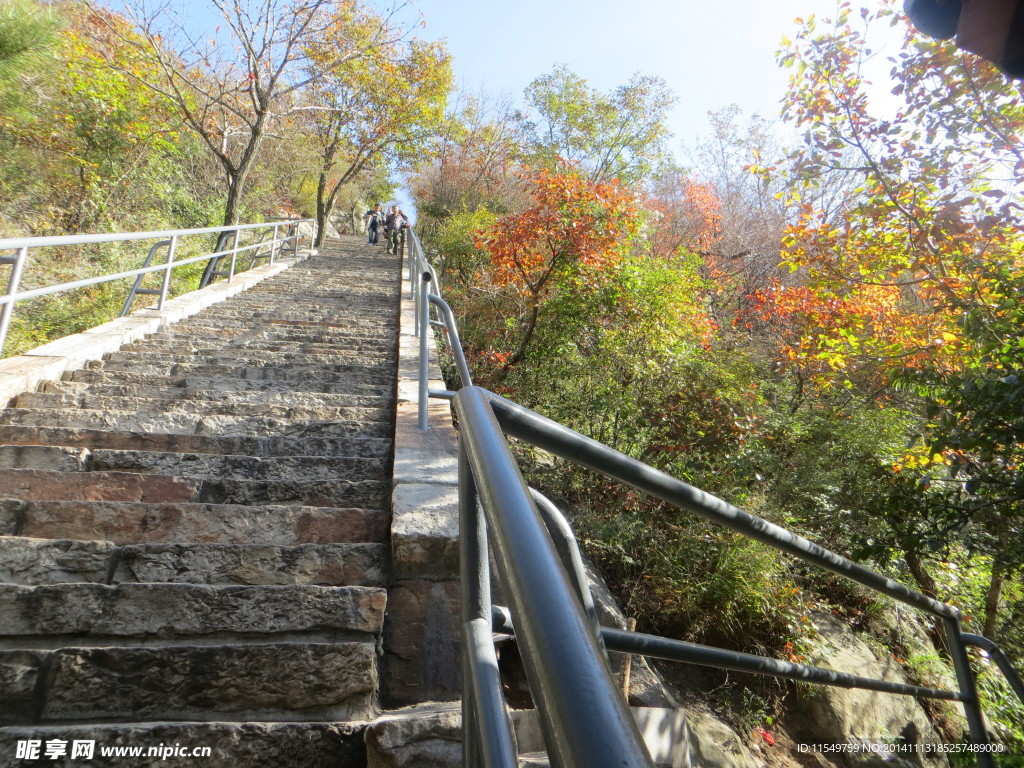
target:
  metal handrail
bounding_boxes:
[406,229,473,430]
[0,219,314,357]
[408,228,1024,767]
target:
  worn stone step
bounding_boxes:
[123,338,392,355]
[85,450,387,483]
[156,317,392,334]
[112,542,386,586]
[0,408,392,438]
[154,327,395,346]
[0,425,393,459]
[0,469,196,504]
[0,469,387,508]
[11,393,391,423]
[91,360,395,384]
[0,538,112,585]
[0,500,389,545]
[0,583,385,638]
[0,721,366,767]
[68,368,390,395]
[158,322,396,340]
[193,476,388,508]
[0,538,387,587]
[0,446,88,472]
[1,641,378,723]
[0,447,390,484]
[139,305,386,319]
[40,380,390,410]
[103,349,393,367]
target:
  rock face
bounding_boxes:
[793,612,951,768]
[0,238,400,765]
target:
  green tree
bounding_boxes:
[103,0,414,227]
[304,21,451,246]
[0,0,60,128]
[521,64,675,184]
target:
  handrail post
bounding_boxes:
[157,235,178,310]
[271,224,280,264]
[412,252,420,337]
[418,271,432,431]
[228,228,240,281]
[460,442,518,768]
[0,247,28,357]
[944,619,994,765]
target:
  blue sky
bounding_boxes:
[138,0,902,149]
[408,0,901,147]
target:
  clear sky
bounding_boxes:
[408,0,881,149]
[138,0,900,150]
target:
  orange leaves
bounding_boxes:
[647,176,723,260]
[475,168,639,297]
[741,277,958,385]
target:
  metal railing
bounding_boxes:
[407,229,1024,767]
[0,219,313,357]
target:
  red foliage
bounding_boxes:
[474,168,639,298]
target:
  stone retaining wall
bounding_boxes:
[384,247,462,706]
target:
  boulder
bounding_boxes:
[792,611,949,768]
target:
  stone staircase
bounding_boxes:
[0,238,403,765]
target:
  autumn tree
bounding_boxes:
[768,1,1024,634]
[99,0,413,228]
[304,19,451,247]
[472,168,640,378]
[521,64,676,184]
[408,91,529,225]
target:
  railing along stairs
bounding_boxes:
[0,219,312,357]
[406,229,1024,768]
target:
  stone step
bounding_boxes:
[0,721,366,767]
[0,408,392,438]
[155,324,395,343]
[12,393,392,424]
[194,476,388,508]
[0,469,387,508]
[0,583,385,638]
[91,360,395,384]
[0,500,389,545]
[163,307,397,325]
[0,425,393,459]
[0,538,387,587]
[0,446,388,482]
[41,381,390,410]
[1,641,378,724]
[0,469,196,504]
[122,338,392,355]
[86,449,387,483]
[103,349,393,367]
[68,367,390,395]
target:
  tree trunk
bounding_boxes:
[983,564,1005,639]
[904,549,951,657]
[314,170,339,248]
[221,171,246,227]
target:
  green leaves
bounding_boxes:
[521,64,676,185]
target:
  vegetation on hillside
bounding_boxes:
[0,0,450,354]
[2,0,1022,749]
[407,1,1024,746]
